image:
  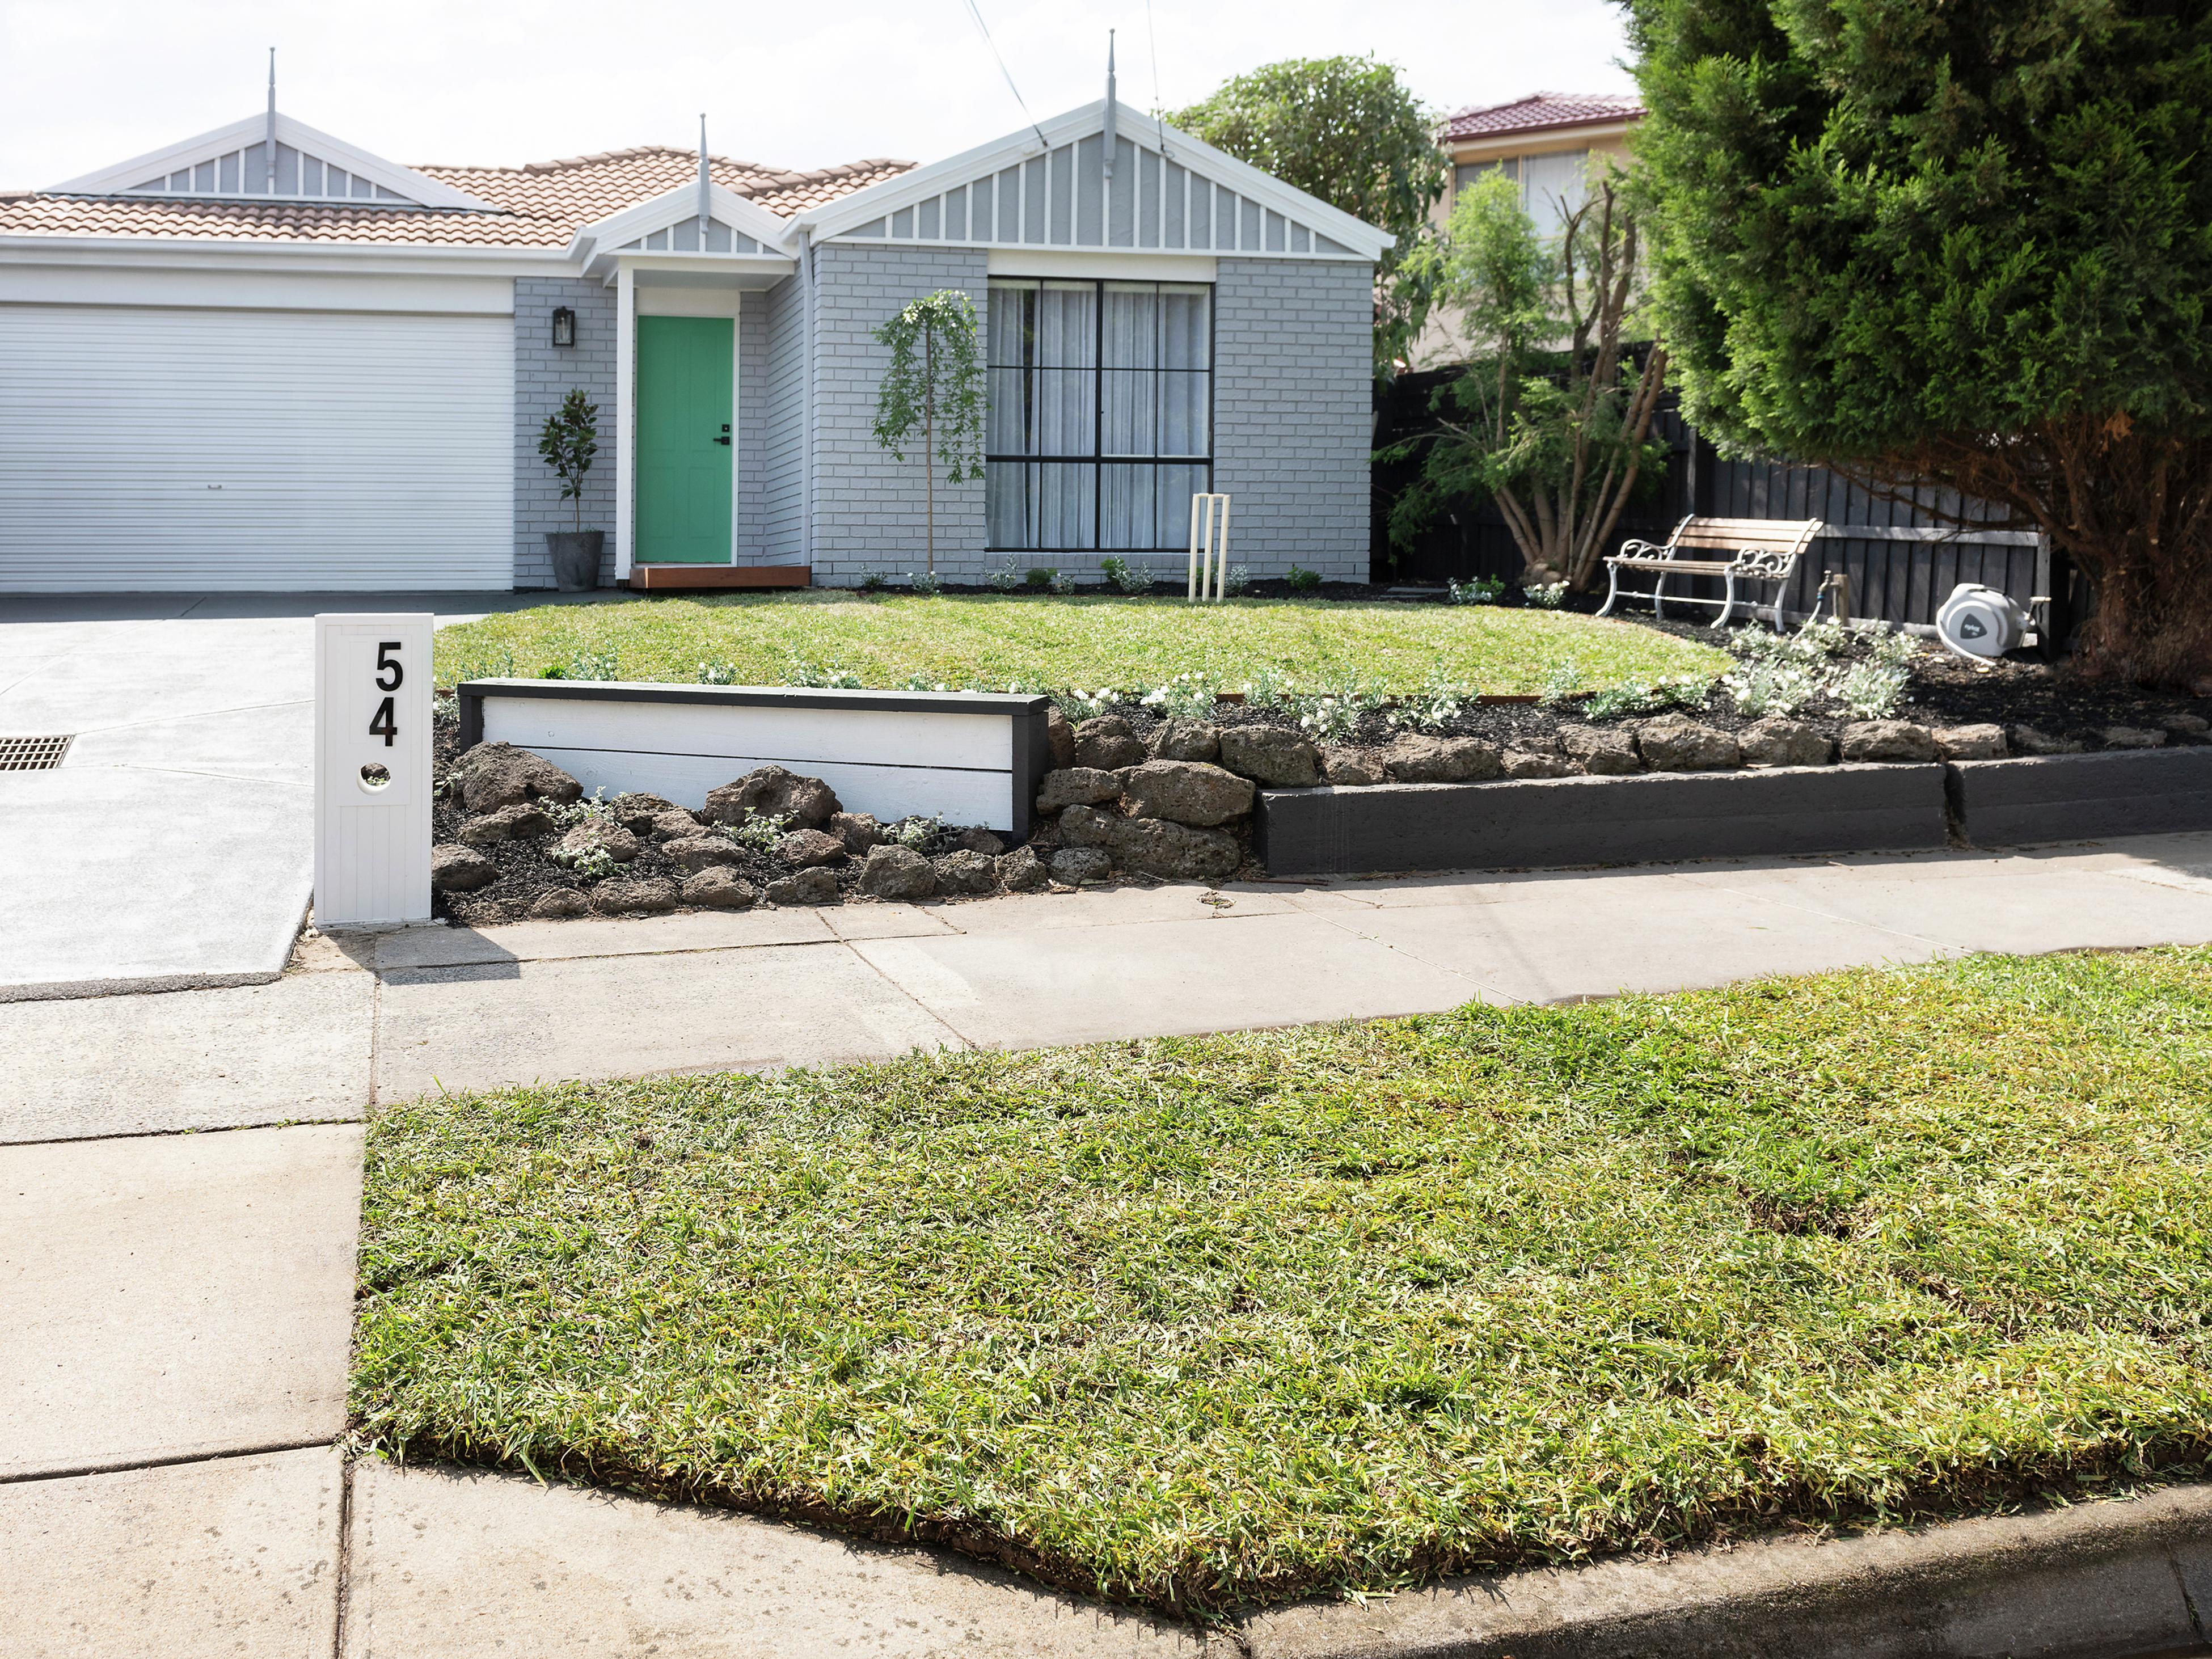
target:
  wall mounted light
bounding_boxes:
[551,306,576,348]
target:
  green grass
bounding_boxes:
[433,592,1726,696]
[352,949,2212,1617]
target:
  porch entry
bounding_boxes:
[636,314,733,564]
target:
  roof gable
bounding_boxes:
[578,180,798,257]
[793,100,1392,261]
[48,111,498,212]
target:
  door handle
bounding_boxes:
[713,436,731,446]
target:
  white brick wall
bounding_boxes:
[761,272,806,563]
[513,277,616,588]
[1213,259,1371,581]
[807,243,990,585]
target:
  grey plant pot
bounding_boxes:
[545,530,605,593]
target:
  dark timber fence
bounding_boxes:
[1372,373,2078,636]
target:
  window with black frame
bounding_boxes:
[985,279,1212,553]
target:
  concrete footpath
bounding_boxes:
[6,834,2212,1656]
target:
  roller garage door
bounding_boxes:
[0,303,513,592]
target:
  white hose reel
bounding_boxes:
[1935,582,2036,660]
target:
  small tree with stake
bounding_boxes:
[537,390,599,531]
[872,291,984,577]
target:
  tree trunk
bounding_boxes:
[923,325,936,576]
[1860,417,2212,689]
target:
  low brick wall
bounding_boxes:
[1253,765,1952,877]
[1951,748,2212,845]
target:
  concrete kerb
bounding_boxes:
[1239,1481,2212,1658]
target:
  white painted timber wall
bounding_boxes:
[468,683,1048,832]
[315,613,433,927]
[0,304,512,592]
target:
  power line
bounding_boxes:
[960,0,1050,151]
[1144,0,1172,155]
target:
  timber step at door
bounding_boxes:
[626,565,812,592]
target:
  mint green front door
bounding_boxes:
[637,315,733,564]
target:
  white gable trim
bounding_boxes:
[573,181,797,260]
[49,112,497,212]
[791,99,1392,261]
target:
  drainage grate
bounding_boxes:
[0,734,73,771]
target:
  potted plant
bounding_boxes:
[538,390,603,592]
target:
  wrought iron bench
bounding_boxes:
[1597,516,1823,630]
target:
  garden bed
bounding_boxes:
[422,615,2212,923]
[352,947,2212,1618]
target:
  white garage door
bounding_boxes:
[0,304,513,592]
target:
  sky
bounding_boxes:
[0,0,1636,188]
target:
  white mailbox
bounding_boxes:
[314,613,433,928]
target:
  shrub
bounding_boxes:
[1521,582,1567,609]
[1286,565,1323,594]
[908,570,944,596]
[986,563,1023,592]
[1025,567,1056,590]
[1101,556,1158,595]
[1048,571,1078,595]
[1447,575,1506,605]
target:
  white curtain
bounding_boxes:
[986,279,1208,551]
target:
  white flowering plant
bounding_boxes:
[1138,672,1219,721]
[1056,687,1126,722]
[1522,581,1568,609]
[1447,575,1506,605]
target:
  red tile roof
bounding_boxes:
[1441,92,1644,144]
[0,146,914,247]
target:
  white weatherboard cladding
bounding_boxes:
[315,614,433,928]
[0,305,512,592]
[620,220,766,255]
[479,694,1023,829]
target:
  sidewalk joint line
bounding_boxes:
[838,938,980,1053]
[0,1115,362,1152]
[0,1437,336,1487]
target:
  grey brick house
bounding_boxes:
[0,92,1390,594]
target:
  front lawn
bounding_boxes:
[434,592,1728,697]
[352,949,2212,1617]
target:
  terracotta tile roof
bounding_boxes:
[1441,92,1644,144]
[0,146,913,248]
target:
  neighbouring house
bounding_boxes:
[1411,91,1644,367]
[0,87,1390,594]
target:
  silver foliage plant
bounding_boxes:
[1723,621,1916,720]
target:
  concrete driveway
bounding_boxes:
[0,592,624,1001]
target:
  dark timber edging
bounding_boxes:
[1240,1481,2212,1658]
[1952,746,2212,846]
[1252,765,1952,877]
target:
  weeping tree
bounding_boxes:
[1628,0,2212,686]
[872,290,985,576]
[1386,168,1671,588]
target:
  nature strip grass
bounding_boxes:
[352,948,2212,1617]
[432,592,1728,697]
